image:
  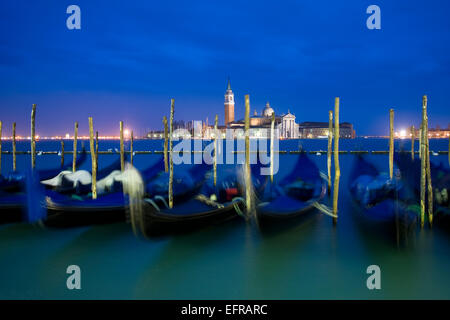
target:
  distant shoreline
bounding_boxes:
[0,136,449,141]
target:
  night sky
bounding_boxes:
[0,1,449,136]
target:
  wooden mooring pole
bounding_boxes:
[60,140,65,168]
[424,96,433,227]
[73,122,78,172]
[12,122,16,172]
[420,96,427,228]
[163,116,168,173]
[333,98,340,225]
[419,125,422,159]
[88,117,97,199]
[168,99,175,208]
[130,130,134,166]
[95,131,99,173]
[120,121,124,172]
[389,109,394,179]
[31,104,36,170]
[327,110,333,194]
[245,94,252,215]
[270,112,275,184]
[214,115,218,187]
[411,125,415,160]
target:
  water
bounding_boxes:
[0,139,449,299]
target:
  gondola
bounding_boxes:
[40,154,127,194]
[0,192,25,224]
[255,152,327,228]
[130,164,250,237]
[129,159,271,237]
[433,162,450,225]
[0,153,127,224]
[0,150,88,193]
[40,161,210,228]
[395,152,450,226]
[0,150,89,223]
[349,155,416,241]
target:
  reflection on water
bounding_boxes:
[0,139,450,299]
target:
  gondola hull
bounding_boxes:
[40,162,210,228]
[255,153,327,230]
[256,186,326,226]
[0,208,22,224]
[395,152,450,228]
[0,194,24,224]
[135,199,245,237]
[43,192,127,228]
[351,199,417,244]
[0,151,88,193]
[349,155,417,244]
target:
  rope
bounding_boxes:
[144,198,161,212]
[231,197,246,219]
[319,171,328,181]
[194,194,247,220]
[154,195,169,209]
[312,201,337,218]
[195,194,224,208]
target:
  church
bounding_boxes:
[224,79,299,139]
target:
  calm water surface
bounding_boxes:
[0,139,449,299]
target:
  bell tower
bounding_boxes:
[224,78,234,126]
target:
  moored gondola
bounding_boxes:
[0,192,24,224]
[349,155,417,242]
[130,164,247,237]
[129,160,270,238]
[0,149,87,224]
[0,153,129,224]
[255,152,327,229]
[40,161,210,228]
[395,152,450,226]
[0,150,88,193]
[40,154,127,194]
[0,149,89,222]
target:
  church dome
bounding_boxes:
[262,102,274,117]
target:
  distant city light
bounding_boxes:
[65,133,70,139]
[399,129,407,138]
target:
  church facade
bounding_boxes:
[225,81,299,139]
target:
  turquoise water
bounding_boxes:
[0,139,449,299]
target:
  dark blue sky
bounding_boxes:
[0,0,449,136]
